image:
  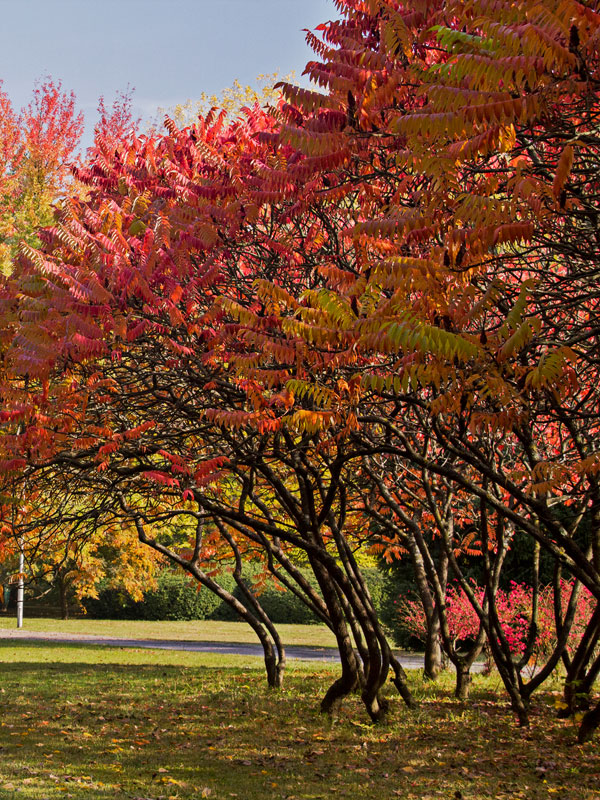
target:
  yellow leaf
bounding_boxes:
[128,219,146,236]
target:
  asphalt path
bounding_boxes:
[0,628,429,669]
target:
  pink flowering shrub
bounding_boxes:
[397,580,596,660]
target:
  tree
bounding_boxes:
[0,87,418,715]
[27,521,163,621]
[166,73,293,127]
[93,87,139,148]
[262,0,600,732]
[0,77,84,272]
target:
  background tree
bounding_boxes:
[166,73,294,127]
[0,77,84,273]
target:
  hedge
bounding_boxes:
[83,564,400,627]
[83,569,235,621]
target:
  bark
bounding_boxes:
[334,591,367,687]
[450,628,486,700]
[578,699,600,744]
[58,577,69,621]
[423,620,444,681]
[264,538,333,626]
[310,558,362,716]
[191,564,286,689]
[407,536,445,680]
[219,525,287,688]
[320,666,360,717]
[360,459,446,685]
[521,577,582,703]
[328,533,408,719]
[560,603,600,716]
[338,581,389,721]
[389,653,417,709]
[129,513,286,689]
[454,662,472,701]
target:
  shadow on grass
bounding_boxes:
[0,644,599,799]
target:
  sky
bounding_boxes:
[0,0,336,147]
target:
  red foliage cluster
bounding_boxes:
[398,580,596,660]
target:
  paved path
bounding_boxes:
[0,628,429,669]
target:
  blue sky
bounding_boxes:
[0,0,335,146]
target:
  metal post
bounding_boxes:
[16,546,24,629]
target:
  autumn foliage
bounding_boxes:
[398,580,597,661]
[1,0,600,739]
[0,77,84,272]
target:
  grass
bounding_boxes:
[0,641,599,799]
[0,617,339,648]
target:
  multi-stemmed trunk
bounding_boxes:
[131,514,286,689]
[555,601,600,743]
[311,558,362,715]
[310,550,416,720]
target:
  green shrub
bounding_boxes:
[209,565,396,627]
[206,566,321,624]
[83,563,398,629]
[138,571,223,621]
[81,585,135,619]
[83,569,237,621]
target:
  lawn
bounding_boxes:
[0,617,339,648]
[0,641,598,799]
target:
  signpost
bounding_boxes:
[16,546,24,628]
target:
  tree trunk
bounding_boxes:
[59,578,69,621]
[389,652,417,709]
[493,650,530,726]
[578,699,600,744]
[560,603,600,716]
[424,620,444,680]
[405,532,445,681]
[311,558,361,716]
[360,641,388,723]
[130,516,286,688]
[338,544,416,715]
[324,543,395,721]
[454,661,472,700]
[191,563,286,689]
[222,528,287,689]
[260,637,282,689]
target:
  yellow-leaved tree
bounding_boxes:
[163,73,293,127]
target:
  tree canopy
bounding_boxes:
[1,0,600,740]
